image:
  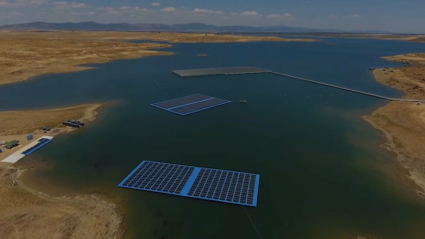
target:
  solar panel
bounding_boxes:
[151,94,231,116]
[173,67,269,77]
[22,137,53,155]
[152,94,212,110]
[119,161,260,207]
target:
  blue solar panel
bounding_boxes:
[151,94,231,116]
[22,138,53,155]
[118,161,260,207]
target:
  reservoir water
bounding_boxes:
[2,38,425,238]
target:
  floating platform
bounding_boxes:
[173,67,269,77]
[118,161,260,207]
[1,136,53,163]
[63,120,84,128]
[151,94,230,116]
[172,67,425,103]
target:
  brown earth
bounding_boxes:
[288,33,425,43]
[363,53,425,198]
[0,103,125,239]
[0,163,123,239]
[0,31,172,86]
[0,104,102,136]
[0,103,102,162]
[0,30,317,86]
[352,34,425,43]
[0,30,319,239]
[0,30,318,238]
[0,30,319,43]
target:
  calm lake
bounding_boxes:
[2,37,425,239]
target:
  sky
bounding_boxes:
[1,0,425,33]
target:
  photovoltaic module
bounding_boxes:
[151,94,231,116]
[173,67,269,77]
[118,161,260,207]
[22,137,52,155]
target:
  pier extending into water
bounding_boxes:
[173,67,425,102]
[269,71,424,102]
[1,136,53,163]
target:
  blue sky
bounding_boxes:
[1,0,424,33]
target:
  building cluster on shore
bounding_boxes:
[1,119,85,159]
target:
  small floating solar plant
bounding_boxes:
[118,161,260,207]
[151,94,231,116]
[22,137,53,155]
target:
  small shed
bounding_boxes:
[5,140,19,149]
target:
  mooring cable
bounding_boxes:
[243,206,263,239]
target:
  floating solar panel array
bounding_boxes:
[173,67,269,77]
[119,161,260,207]
[151,94,231,116]
[1,136,54,163]
[22,137,52,155]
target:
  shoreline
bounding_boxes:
[0,30,318,86]
[0,162,124,238]
[0,103,126,238]
[0,103,104,162]
[0,31,319,238]
[362,115,425,196]
[275,33,425,43]
[363,53,425,198]
[3,52,170,87]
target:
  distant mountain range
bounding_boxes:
[0,21,391,34]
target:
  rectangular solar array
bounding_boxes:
[119,161,260,207]
[151,94,231,116]
[22,137,53,155]
[173,66,269,77]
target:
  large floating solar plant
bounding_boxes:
[151,94,231,116]
[173,66,269,77]
[118,161,260,207]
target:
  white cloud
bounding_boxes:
[267,13,293,19]
[193,8,224,14]
[267,14,280,19]
[72,11,95,16]
[120,6,149,12]
[52,1,86,10]
[151,2,160,7]
[0,0,51,7]
[193,8,212,13]
[240,11,259,16]
[97,6,120,15]
[350,14,361,18]
[160,7,175,12]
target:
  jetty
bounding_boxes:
[1,136,53,163]
[269,71,423,102]
[173,67,425,103]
